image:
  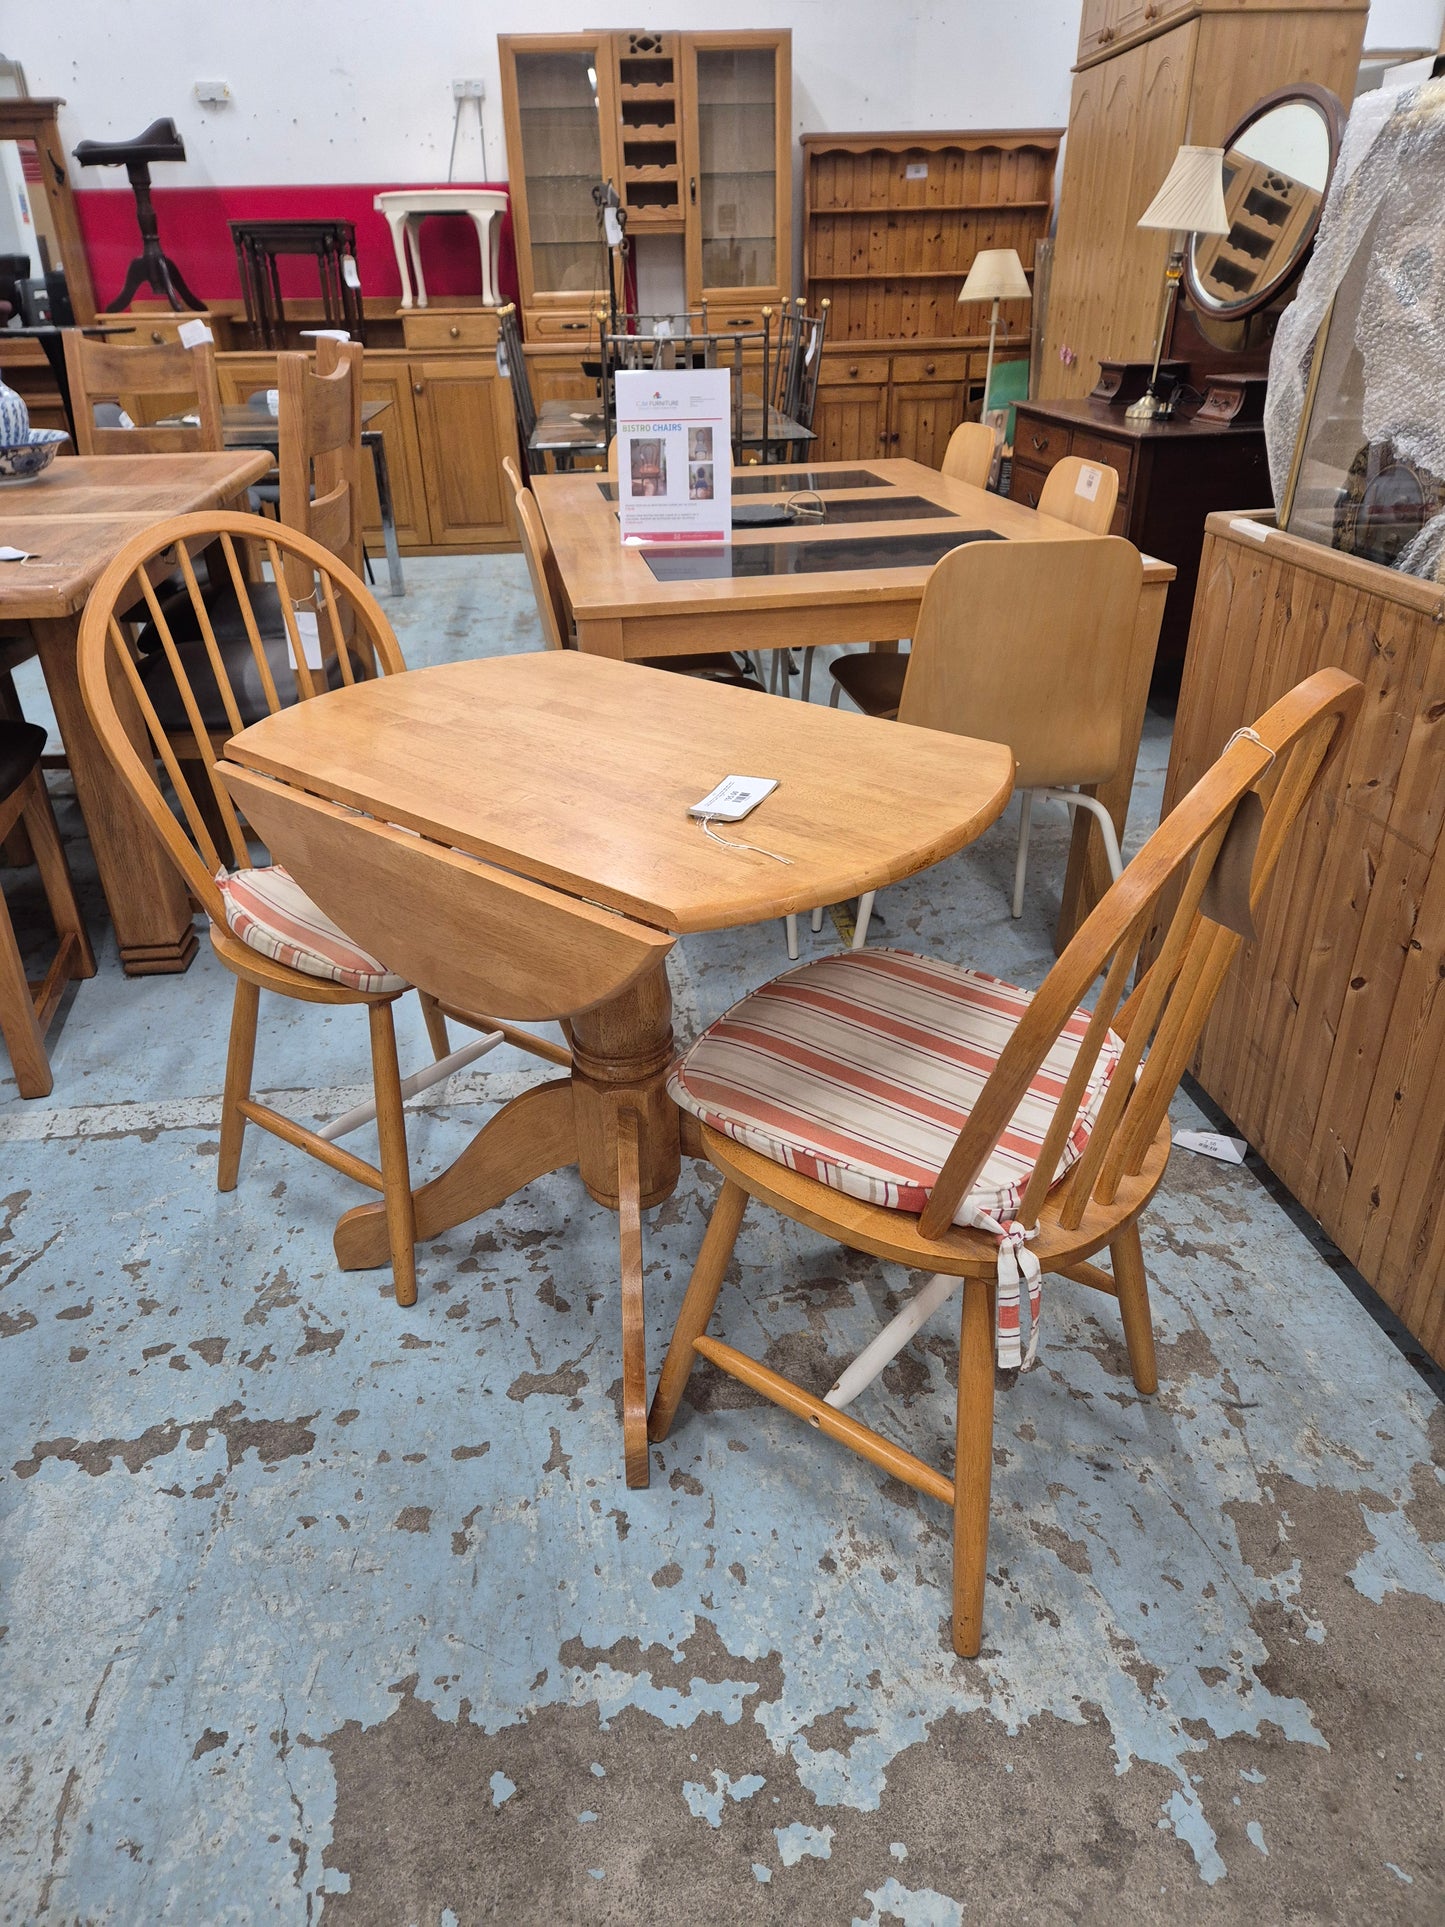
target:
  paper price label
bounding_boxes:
[1074,464,1102,502]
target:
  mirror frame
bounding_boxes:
[0,97,97,325]
[1183,83,1344,324]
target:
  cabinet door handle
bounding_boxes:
[890,431,900,443]
[690,175,697,205]
[413,382,425,395]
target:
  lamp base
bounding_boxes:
[1124,390,1168,422]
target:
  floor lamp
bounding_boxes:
[1127,145,1229,421]
[957,248,1033,422]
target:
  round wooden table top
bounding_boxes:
[224,649,1015,934]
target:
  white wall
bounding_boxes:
[10,0,1441,191]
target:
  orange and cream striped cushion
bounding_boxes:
[217,866,407,995]
[668,949,1123,1225]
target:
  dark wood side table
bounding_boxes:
[1010,397,1270,685]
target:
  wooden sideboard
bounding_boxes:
[1009,396,1269,681]
[1153,512,1445,1368]
[215,307,519,554]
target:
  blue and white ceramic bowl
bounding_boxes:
[0,428,70,480]
[0,377,30,445]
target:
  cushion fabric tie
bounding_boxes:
[961,1205,1042,1369]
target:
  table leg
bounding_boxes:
[1055,575,1168,952]
[406,216,429,310]
[385,211,414,309]
[365,431,406,595]
[467,210,497,308]
[31,614,198,974]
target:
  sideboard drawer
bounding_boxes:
[1071,430,1135,493]
[1015,415,1070,465]
[402,309,499,350]
[1008,459,1051,512]
[819,354,892,386]
[891,350,972,384]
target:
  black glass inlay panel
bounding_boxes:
[735,494,952,528]
[642,529,1004,581]
[598,468,888,502]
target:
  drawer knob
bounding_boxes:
[449,324,460,338]
[562,321,584,332]
[848,364,859,377]
[151,330,164,344]
[925,361,936,375]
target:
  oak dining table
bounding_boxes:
[0,450,271,973]
[219,649,1016,1487]
[532,457,1176,950]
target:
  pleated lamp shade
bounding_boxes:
[1136,146,1230,234]
[957,248,1033,304]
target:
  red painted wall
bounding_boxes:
[75,183,518,310]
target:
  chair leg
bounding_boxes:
[218,978,260,1190]
[22,774,95,979]
[1040,787,1124,882]
[1012,790,1034,919]
[648,1177,748,1442]
[800,646,815,702]
[853,891,875,950]
[952,1276,996,1659]
[828,681,843,708]
[368,1000,419,1308]
[419,990,450,1061]
[1110,1219,1158,1395]
[0,893,50,1097]
[784,914,800,960]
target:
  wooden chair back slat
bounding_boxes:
[63,333,223,455]
[503,456,569,651]
[261,535,320,702]
[914,669,1363,1243]
[277,338,364,596]
[1038,455,1120,536]
[940,421,995,488]
[78,511,409,932]
[898,535,1144,791]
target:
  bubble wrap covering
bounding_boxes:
[1265,78,1445,580]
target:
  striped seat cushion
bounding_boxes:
[669,949,1123,1225]
[217,866,407,995]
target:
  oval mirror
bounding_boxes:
[1185,84,1344,320]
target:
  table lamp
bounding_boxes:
[957,247,1032,419]
[1127,144,1229,422]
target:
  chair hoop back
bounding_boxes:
[940,420,995,488]
[915,667,1363,1239]
[76,510,407,928]
[1038,455,1120,536]
[900,534,1144,790]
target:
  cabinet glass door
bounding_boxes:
[513,48,607,297]
[693,46,779,293]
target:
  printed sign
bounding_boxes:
[615,367,732,545]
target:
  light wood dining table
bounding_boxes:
[0,450,271,972]
[219,650,1015,1486]
[532,457,1176,950]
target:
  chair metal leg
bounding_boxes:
[800,646,816,702]
[1012,789,1034,919]
[810,906,824,933]
[750,653,767,688]
[368,1001,419,1308]
[1040,787,1125,882]
[952,1276,997,1659]
[784,913,800,959]
[853,890,875,950]
[828,680,843,708]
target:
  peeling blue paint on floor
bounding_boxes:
[2,554,1442,1922]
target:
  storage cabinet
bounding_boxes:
[215,316,519,555]
[499,29,792,338]
[1041,0,1368,400]
[812,343,1011,465]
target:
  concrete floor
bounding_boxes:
[1,555,1442,1925]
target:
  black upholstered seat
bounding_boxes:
[0,720,46,805]
[74,119,186,168]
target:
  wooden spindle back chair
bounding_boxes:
[649,667,1363,1658]
[77,510,473,1306]
[63,331,223,454]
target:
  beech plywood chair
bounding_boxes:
[649,668,1362,1656]
[940,420,996,487]
[63,330,223,454]
[77,510,560,1306]
[0,721,95,1097]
